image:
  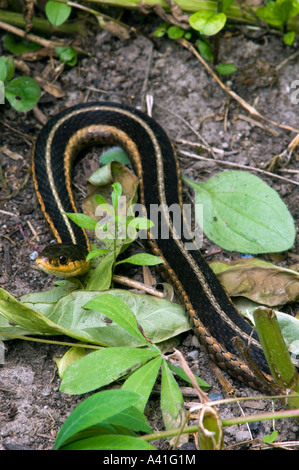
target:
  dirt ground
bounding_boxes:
[0,8,299,450]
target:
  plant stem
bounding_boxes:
[82,0,299,33]
[0,9,87,35]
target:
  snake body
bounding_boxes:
[33,102,285,392]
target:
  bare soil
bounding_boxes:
[0,10,299,450]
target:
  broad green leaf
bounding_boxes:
[116,253,164,266]
[184,171,295,254]
[122,356,163,411]
[53,389,141,449]
[5,77,40,112]
[2,287,190,348]
[102,406,152,433]
[160,360,186,430]
[84,293,151,347]
[0,288,72,336]
[189,11,226,35]
[45,0,72,26]
[60,347,158,394]
[60,435,156,450]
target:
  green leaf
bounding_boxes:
[126,217,154,230]
[115,253,164,266]
[86,251,116,290]
[215,63,237,75]
[7,287,190,348]
[167,25,185,39]
[196,39,214,62]
[189,11,227,36]
[167,362,211,390]
[4,33,40,54]
[0,57,7,82]
[53,389,141,449]
[84,293,151,347]
[45,0,72,26]
[100,146,130,165]
[65,212,98,230]
[262,430,278,444]
[153,22,168,38]
[283,30,296,45]
[160,360,186,430]
[122,356,163,412]
[60,435,156,450]
[3,56,15,81]
[111,182,122,210]
[60,347,158,394]
[5,76,40,112]
[184,171,295,254]
[55,46,77,66]
[86,248,110,262]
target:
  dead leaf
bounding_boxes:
[210,258,299,307]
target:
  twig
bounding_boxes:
[178,38,299,135]
[178,148,299,186]
[112,274,164,298]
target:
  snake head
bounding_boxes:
[36,243,90,277]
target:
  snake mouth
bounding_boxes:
[36,243,90,277]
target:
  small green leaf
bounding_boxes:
[3,56,15,81]
[86,248,110,262]
[167,25,185,39]
[111,181,122,210]
[262,430,278,444]
[184,171,295,254]
[65,212,98,230]
[161,360,186,431]
[5,77,40,112]
[215,63,237,75]
[46,0,72,26]
[100,146,130,165]
[4,33,40,54]
[196,39,214,62]
[127,217,154,230]
[115,253,164,266]
[153,22,168,37]
[55,46,77,66]
[283,30,296,45]
[189,11,227,35]
[0,58,7,82]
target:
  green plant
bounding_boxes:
[256,0,299,45]
[0,55,40,112]
[66,181,164,290]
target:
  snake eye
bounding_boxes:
[59,255,68,265]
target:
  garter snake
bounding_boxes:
[33,101,284,392]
